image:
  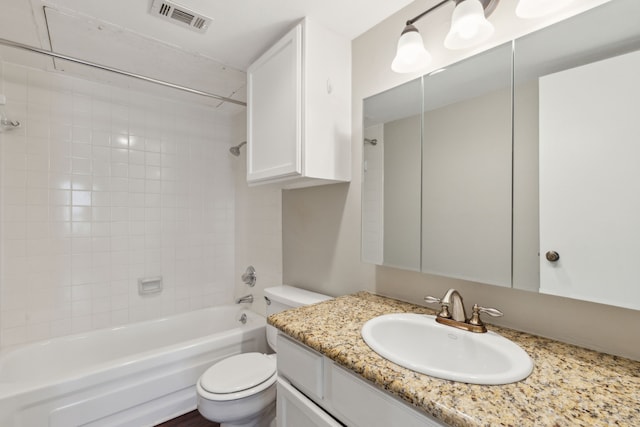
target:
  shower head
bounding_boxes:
[229,141,247,156]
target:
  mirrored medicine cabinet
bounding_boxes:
[362,0,640,310]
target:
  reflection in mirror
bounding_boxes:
[513,0,640,309]
[421,43,512,287]
[362,78,422,270]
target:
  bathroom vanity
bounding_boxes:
[269,292,640,427]
[277,334,443,426]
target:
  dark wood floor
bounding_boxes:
[155,410,219,427]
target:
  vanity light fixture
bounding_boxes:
[393,0,574,73]
[444,0,495,50]
[392,0,498,73]
[515,0,576,19]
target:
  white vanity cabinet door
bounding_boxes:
[247,18,351,188]
[277,379,342,427]
[276,333,447,427]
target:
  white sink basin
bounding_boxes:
[361,313,533,385]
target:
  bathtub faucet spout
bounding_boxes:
[236,294,254,304]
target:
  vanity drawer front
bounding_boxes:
[277,334,325,400]
[327,363,445,427]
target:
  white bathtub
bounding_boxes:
[0,305,268,427]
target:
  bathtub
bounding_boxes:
[0,305,268,427]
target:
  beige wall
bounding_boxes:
[283,0,640,361]
[232,114,283,317]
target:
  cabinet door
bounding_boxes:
[247,24,302,183]
[539,49,640,309]
[277,379,342,427]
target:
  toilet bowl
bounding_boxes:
[196,286,331,427]
[197,353,277,427]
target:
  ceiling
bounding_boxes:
[0,0,415,112]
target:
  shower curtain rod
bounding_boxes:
[0,37,247,107]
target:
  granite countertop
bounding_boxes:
[268,292,640,427]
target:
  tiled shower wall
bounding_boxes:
[0,61,236,347]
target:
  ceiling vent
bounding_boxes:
[150,0,212,33]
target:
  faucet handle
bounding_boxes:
[424,295,441,304]
[424,295,451,319]
[469,304,503,326]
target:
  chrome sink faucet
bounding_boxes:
[424,288,503,333]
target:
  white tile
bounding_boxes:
[71,315,92,333]
[129,150,144,165]
[129,164,145,179]
[112,134,129,148]
[111,147,129,163]
[110,237,129,252]
[72,207,92,221]
[92,297,110,314]
[2,168,27,188]
[2,309,27,328]
[72,158,92,175]
[2,326,28,346]
[92,206,111,222]
[72,126,92,144]
[26,153,49,172]
[71,175,93,191]
[50,189,71,205]
[92,176,110,192]
[72,143,91,159]
[50,156,72,173]
[92,130,111,146]
[91,222,110,237]
[50,318,72,338]
[72,237,91,254]
[92,191,111,206]
[71,190,91,206]
[129,135,144,151]
[111,163,128,178]
[71,221,91,237]
[91,312,110,329]
[111,309,129,326]
[1,66,238,347]
[93,161,110,177]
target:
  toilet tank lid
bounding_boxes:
[264,285,332,308]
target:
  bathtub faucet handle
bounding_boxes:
[241,266,257,287]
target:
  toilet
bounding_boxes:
[196,285,332,427]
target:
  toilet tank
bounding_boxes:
[264,285,332,351]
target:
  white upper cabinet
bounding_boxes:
[247,18,351,188]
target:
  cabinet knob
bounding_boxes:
[545,251,560,262]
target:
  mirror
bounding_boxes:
[421,43,512,287]
[362,0,640,311]
[362,78,422,271]
[513,0,640,309]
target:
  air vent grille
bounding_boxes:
[170,8,194,25]
[150,0,212,33]
[193,17,206,30]
[158,3,170,16]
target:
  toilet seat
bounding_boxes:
[198,352,277,401]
